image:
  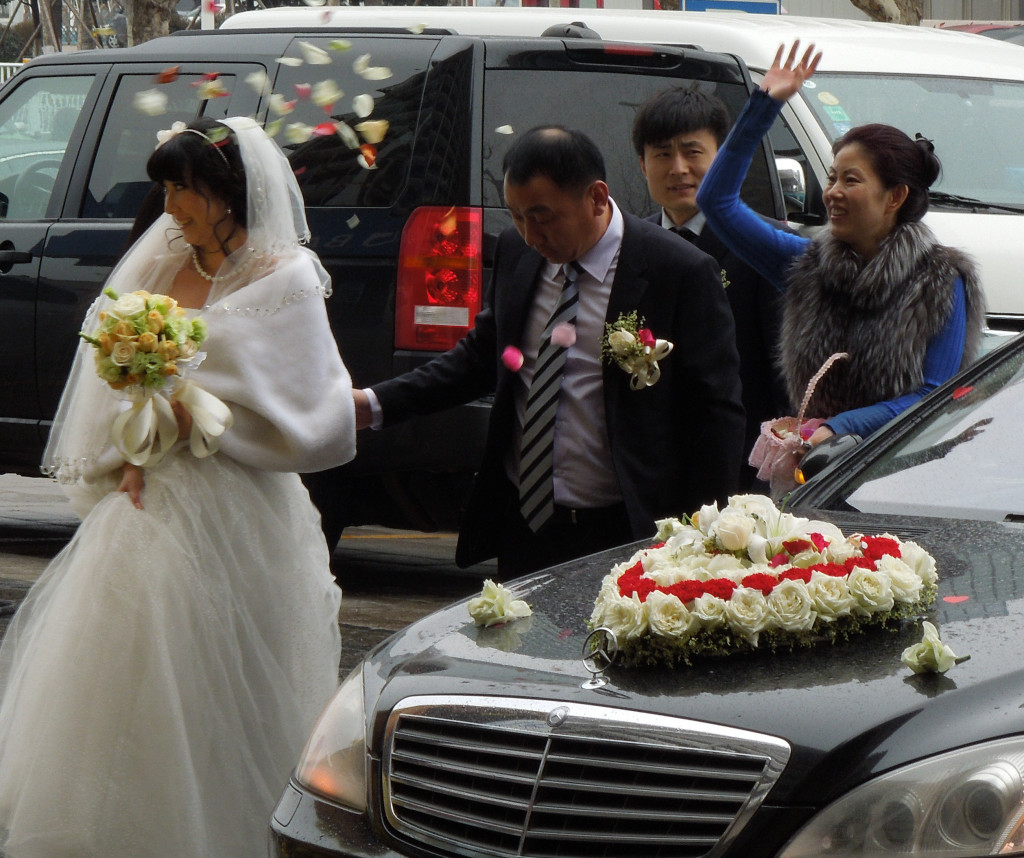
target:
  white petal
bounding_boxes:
[495,124,514,135]
[359,66,393,81]
[335,121,360,149]
[352,93,374,118]
[276,56,303,67]
[357,153,377,170]
[299,40,332,65]
[355,119,389,144]
[134,89,168,117]
[284,122,314,144]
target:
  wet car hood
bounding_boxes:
[362,510,1024,807]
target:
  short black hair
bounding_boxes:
[631,88,732,157]
[502,125,605,195]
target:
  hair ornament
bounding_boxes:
[914,132,935,153]
[154,121,233,169]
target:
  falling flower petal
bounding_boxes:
[551,323,577,349]
[155,66,180,84]
[357,152,377,170]
[134,89,168,116]
[359,66,393,81]
[276,56,303,67]
[245,70,272,97]
[359,143,377,167]
[319,9,333,23]
[347,214,360,229]
[328,39,352,51]
[284,122,314,144]
[299,40,332,65]
[335,121,359,149]
[502,346,524,372]
[264,118,284,138]
[195,79,230,100]
[495,124,514,135]
[405,23,427,33]
[203,0,221,12]
[269,93,297,116]
[313,122,337,137]
[352,93,374,118]
[353,53,370,74]
[293,82,312,101]
[355,119,389,144]
[312,79,344,108]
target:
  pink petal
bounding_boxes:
[550,323,576,349]
[501,346,524,372]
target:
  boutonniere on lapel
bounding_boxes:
[721,269,731,289]
[602,311,673,390]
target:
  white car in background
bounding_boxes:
[228,7,1024,338]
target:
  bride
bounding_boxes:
[0,117,356,857]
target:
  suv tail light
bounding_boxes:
[395,206,482,351]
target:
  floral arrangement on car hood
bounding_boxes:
[589,494,938,666]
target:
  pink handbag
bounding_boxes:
[748,353,848,497]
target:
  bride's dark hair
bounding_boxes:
[147,118,248,231]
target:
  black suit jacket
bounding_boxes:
[375,212,745,566]
[648,213,789,486]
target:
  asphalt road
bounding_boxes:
[0,474,493,677]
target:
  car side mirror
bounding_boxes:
[794,432,862,485]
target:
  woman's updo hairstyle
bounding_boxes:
[147,117,247,229]
[833,124,941,224]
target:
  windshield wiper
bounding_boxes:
[928,191,1024,214]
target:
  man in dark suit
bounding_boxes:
[354,126,744,575]
[633,88,790,489]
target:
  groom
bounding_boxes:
[354,126,744,575]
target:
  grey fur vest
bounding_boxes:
[780,221,985,418]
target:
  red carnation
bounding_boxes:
[667,580,706,603]
[702,578,738,600]
[741,573,778,596]
[860,535,902,561]
[809,562,848,578]
[779,568,812,584]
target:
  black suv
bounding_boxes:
[0,24,783,545]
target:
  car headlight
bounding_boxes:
[779,737,1024,856]
[294,666,367,812]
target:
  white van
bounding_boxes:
[227,7,1024,335]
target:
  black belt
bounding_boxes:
[550,502,627,526]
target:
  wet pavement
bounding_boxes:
[0,474,492,677]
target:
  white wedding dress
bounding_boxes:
[0,451,342,857]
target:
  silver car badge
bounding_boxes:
[582,627,619,689]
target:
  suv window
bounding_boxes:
[84,71,250,220]
[484,71,775,217]
[272,36,437,207]
[0,74,93,219]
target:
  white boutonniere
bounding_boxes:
[602,311,674,390]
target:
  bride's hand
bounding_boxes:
[760,41,821,102]
[118,463,145,510]
[171,398,193,438]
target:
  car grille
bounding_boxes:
[382,695,790,858]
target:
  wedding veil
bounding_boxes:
[42,115,329,484]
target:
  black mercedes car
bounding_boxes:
[270,333,1024,858]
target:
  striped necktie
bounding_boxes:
[518,261,581,533]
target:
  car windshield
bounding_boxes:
[801,73,1024,208]
[830,339,1024,520]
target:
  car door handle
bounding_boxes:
[0,250,32,264]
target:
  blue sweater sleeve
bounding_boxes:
[696,89,810,291]
[825,277,968,436]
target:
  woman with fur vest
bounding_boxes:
[697,42,985,449]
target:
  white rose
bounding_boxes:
[110,340,136,367]
[823,536,860,564]
[724,587,771,646]
[878,555,924,604]
[646,591,700,640]
[607,329,636,356]
[900,540,938,586]
[467,579,532,627]
[722,494,777,523]
[901,621,959,674]
[655,517,688,542]
[705,553,747,579]
[847,567,895,615]
[713,512,757,552]
[110,292,147,318]
[767,579,817,633]
[808,572,855,621]
[697,502,720,533]
[598,592,648,641]
[692,593,728,630]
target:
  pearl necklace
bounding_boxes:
[190,246,222,282]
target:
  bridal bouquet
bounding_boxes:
[590,494,938,667]
[80,288,231,465]
[80,287,207,393]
